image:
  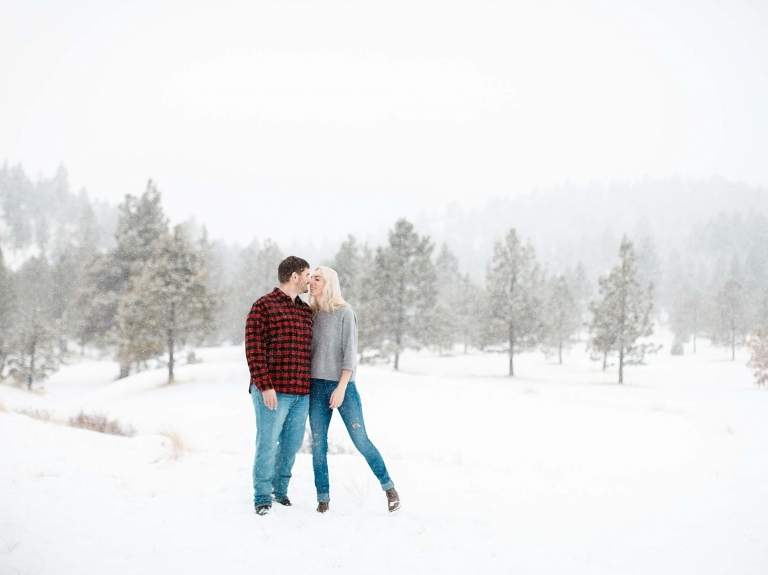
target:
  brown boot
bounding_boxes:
[385,488,400,513]
[316,502,329,513]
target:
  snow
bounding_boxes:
[2,334,768,574]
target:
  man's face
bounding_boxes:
[296,268,311,293]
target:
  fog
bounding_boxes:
[2,0,767,247]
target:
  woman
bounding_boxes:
[308,265,400,513]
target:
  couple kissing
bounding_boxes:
[245,256,400,516]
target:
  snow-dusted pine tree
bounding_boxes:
[333,235,363,301]
[747,326,768,388]
[588,237,657,384]
[712,279,748,360]
[0,247,15,379]
[564,262,593,332]
[332,236,383,359]
[486,229,545,376]
[7,257,61,388]
[430,243,462,354]
[376,219,437,370]
[223,239,284,345]
[83,181,168,377]
[543,275,579,364]
[124,225,219,383]
[669,288,702,354]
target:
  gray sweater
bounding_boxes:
[310,306,358,382]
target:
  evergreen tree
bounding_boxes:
[486,229,545,376]
[712,279,748,360]
[0,247,15,379]
[333,235,363,301]
[51,251,79,352]
[332,236,384,359]
[82,181,168,377]
[431,243,462,354]
[543,275,579,364]
[376,219,437,370]
[124,226,219,383]
[355,243,384,360]
[564,262,592,333]
[225,239,284,345]
[588,237,657,384]
[747,326,768,388]
[7,257,60,388]
[669,288,703,354]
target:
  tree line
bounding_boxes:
[2,170,768,388]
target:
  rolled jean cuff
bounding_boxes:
[380,480,394,491]
[317,492,330,503]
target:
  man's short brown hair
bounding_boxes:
[278,256,310,284]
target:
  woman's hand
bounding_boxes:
[329,386,346,409]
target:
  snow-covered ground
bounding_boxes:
[2,333,767,574]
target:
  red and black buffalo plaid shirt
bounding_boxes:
[245,287,313,395]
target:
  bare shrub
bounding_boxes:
[69,412,136,437]
[5,535,20,553]
[342,473,371,507]
[159,430,186,460]
[16,407,53,422]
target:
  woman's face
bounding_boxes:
[309,271,326,298]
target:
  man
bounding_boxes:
[245,256,313,515]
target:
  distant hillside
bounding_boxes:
[414,177,768,282]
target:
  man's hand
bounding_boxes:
[262,389,278,410]
[329,386,346,409]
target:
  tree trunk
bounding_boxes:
[168,302,175,383]
[602,352,608,371]
[119,362,131,379]
[618,347,624,384]
[731,328,736,361]
[508,323,515,376]
[28,342,36,390]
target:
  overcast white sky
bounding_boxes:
[1,0,767,246]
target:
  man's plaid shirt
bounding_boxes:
[245,288,313,395]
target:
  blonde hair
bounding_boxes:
[310,266,348,313]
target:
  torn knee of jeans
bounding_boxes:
[351,423,360,430]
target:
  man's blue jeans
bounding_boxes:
[250,386,309,507]
[309,378,394,503]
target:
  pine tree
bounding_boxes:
[224,239,284,345]
[588,237,657,384]
[7,257,60,388]
[747,326,768,388]
[355,243,384,360]
[332,236,384,359]
[0,247,15,379]
[333,235,363,301]
[124,226,218,383]
[564,262,592,333]
[712,279,748,360]
[486,229,545,376]
[51,251,79,353]
[431,243,462,354]
[376,219,437,370]
[543,276,579,364]
[82,181,168,377]
[71,204,105,354]
[669,288,702,354]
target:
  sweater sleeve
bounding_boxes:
[341,307,358,374]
